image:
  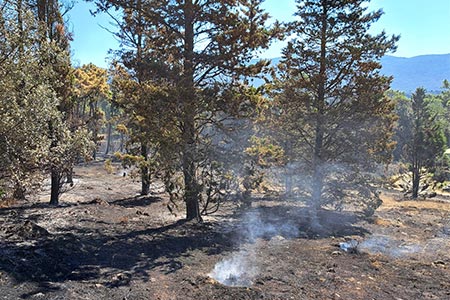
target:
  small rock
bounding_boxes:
[32,293,45,298]
[331,251,342,256]
[339,240,359,253]
[432,260,445,267]
[271,235,285,242]
[91,198,109,206]
[136,210,149,216]
[16,221,50,239]
[297,231,308,238]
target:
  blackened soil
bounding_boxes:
[0,164,449,299]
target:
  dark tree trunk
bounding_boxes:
[306,1,329,232]
[119,132,124,153]
[49,168,60,205]
[141,143,150,195]
[66,168,73,186]
[182,111,200,220]
[89,102,98,160]
[311,1,327,208]
[311,114,325,206]
[105,122,112,155]
[13,184,26,200]
[182,0,201,222]
[412,166,420,198]
[48,117,60,205]
[183,152,201,221]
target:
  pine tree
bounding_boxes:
[35,0,77,205]
[93,0,279,220]
[274,0,398,214]
[0,1,58,199]
[98,0,174,196]
[73,63,110,160]
[0,0,91,202]
[408,88,446,198]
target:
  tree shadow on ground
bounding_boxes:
[0,197,369,299]
[110,195,161,208]
[0,195,161,220]
[0,216,235,297]
[228,203,370,242]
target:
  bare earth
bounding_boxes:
[0,163,449,300]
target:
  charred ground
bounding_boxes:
[0,163,449,300]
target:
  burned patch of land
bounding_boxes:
[0,164,449,299]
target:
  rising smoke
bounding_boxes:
[210,210,298,286]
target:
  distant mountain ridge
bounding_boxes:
[258,54,450,94]
[381,54,450,93]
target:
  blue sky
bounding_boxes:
[68,0,450,68]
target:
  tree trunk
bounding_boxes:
[13,184,26,200]
[285,168,293,197]
[284,141,293,196]
[310,160,324,231]
[307,1,328,231]
[184,153,201,221]
[120,132,124,153]
[49,168,60,205]
[182,108,200,220]
[105,122,112,155]
[310,1,327,208]
[311,166,324,206]
[140,143,150,195]
[89,101,98,160]
[412,166,420,198]
[48,118,60,205]
[182,0,201,222]
[66,168,74,186]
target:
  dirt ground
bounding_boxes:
[0,162,449,300]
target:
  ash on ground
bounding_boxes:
[209,249,257,287]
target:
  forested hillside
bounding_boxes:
[261,54,450,93]
[381,54,450,93]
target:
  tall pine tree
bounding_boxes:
[36,0,75,205]
[93,0,279,221]
[0,1,59,199]
[274,0,398,216]
[0,0,91,202]
[408,88,446,198]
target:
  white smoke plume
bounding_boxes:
[209,248,257,287]
[210,209,298,286]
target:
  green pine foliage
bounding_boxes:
[0,1,93,202]
[0,2,58,199]
[93,0,280,220]
[394,88,447,198]
[271,0,399,213]
[2,0,449,218]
